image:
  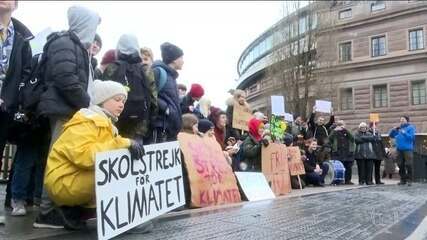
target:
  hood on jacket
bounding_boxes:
[248,118,263,142]
[11,18,33,41]
[117,34,140,56]
[152,60,179,79]
[67,5,100,48]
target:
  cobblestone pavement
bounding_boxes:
[1,183,426,240]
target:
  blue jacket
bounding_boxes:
[389,123,416,151]
[151,61,182,137]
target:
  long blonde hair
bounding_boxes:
[198,97,211,119]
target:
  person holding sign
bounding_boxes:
[225,89,251,140]
[43,80,145,229]
[328,120,355,185]
[308,106,335,146]
[242,118,270,171]
[369,121,386,185]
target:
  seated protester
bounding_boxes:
[198,119,215,137]
[208,107,228,149]
[181,113,199,135]
[303,140,329,187]
[242,118,269,171]
[283,133,294,147]
[181,83,205,114]
[43,80,145,226]
[177,83,187,100]
[308,106,335,146]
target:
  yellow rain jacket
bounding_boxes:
[44,106,131,207]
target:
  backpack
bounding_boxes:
[153,66,168,92]
[17,31,67,116]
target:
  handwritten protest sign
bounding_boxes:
[261,143,291,196]
[284,113,294,122]
[178,133,241,208]
[315,100,332,114]
[95,142,185,240]
[271,96,285,116]
[235,172,275,201]
[232,102,252,131]
[369,113,380,123]
[287,146,305,176]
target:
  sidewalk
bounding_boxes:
[0,177,401,240]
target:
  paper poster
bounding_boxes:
[178,133,241,208]
[232,102,252,131]
[234,172,275,201]
[271,96,285,116]
[95,142,185,240]
[284,113,294,122]
[315,100,332,114]
[370,113,380,123]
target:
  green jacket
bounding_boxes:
[242,135,262,171]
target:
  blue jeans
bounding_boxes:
[11,142,41,201]
[305,163,329,185]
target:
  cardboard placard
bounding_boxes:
[370,113,380,123]
[178,133,241,208]
[287,146,305,176]
[261,143,291,196]
[271,96,285,116]
[95,142,185,240]
[232,102,252,131]
[234,172,275,201]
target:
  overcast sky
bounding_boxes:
[14,1,286,109]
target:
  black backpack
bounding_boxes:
[17,31,67,117]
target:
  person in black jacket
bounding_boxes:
[35,5,101,230]
[151,42,184,142]
[102,34,155,143]
[369,122,385,185]
[354,122,378,185]
[303,140,329,187]
[180,83,204,114]
[308,106,335,146]
[329,120,355,184]
[0,0,33,215]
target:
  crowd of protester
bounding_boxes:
[0,2,417,234]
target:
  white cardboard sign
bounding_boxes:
[95,142,185,240]
[284,113,294,122]
[234,172,276,201]
[271,96,285,116]
[315,100,332,114]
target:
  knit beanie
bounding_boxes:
[93,80,127,105]
[161,42,184,64]
[100,49,116,66]
[198,119,214,134]
[189,83,205,99]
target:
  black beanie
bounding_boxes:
[161,42,183,64]
[198,119,214,134]
[403,115,410,122]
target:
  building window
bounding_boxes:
[339,42,352,62]
[371,1,385,12]
[409,29,424,50]
[412,80,427,105]
[371,36,386,57]
[340,88,353,110]
[299,16,307,35]
[373,84,388,108]
[339,9,352,19]
[248,84,258,94]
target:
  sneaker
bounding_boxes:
[11,200,26,216]
[33,210,65,229]
[57,206,86,230]
[345,181,355,185]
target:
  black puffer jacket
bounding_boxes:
[152,60,182,137]
[0,18,33,113]
[38,31,90,118]
[369,129,386,161]
[354,131,378,160]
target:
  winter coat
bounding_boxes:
[102,55,154,138]
[38,7,100,118]
[369,129,386,161]
[38,31,91,118]
[151,60,182,137]
[354,131,378,160]
[0,18,33,113]
[304,150,319,173]
[242,135,262,171]
[180,94,195,114]
[44,106,131,206]
[308,113,335,146]
[389,123,416,151]
[329,128,355,162]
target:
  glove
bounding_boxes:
[129,139,145,160]
[261,138,269,147]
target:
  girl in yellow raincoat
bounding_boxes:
[43,80,145,222]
